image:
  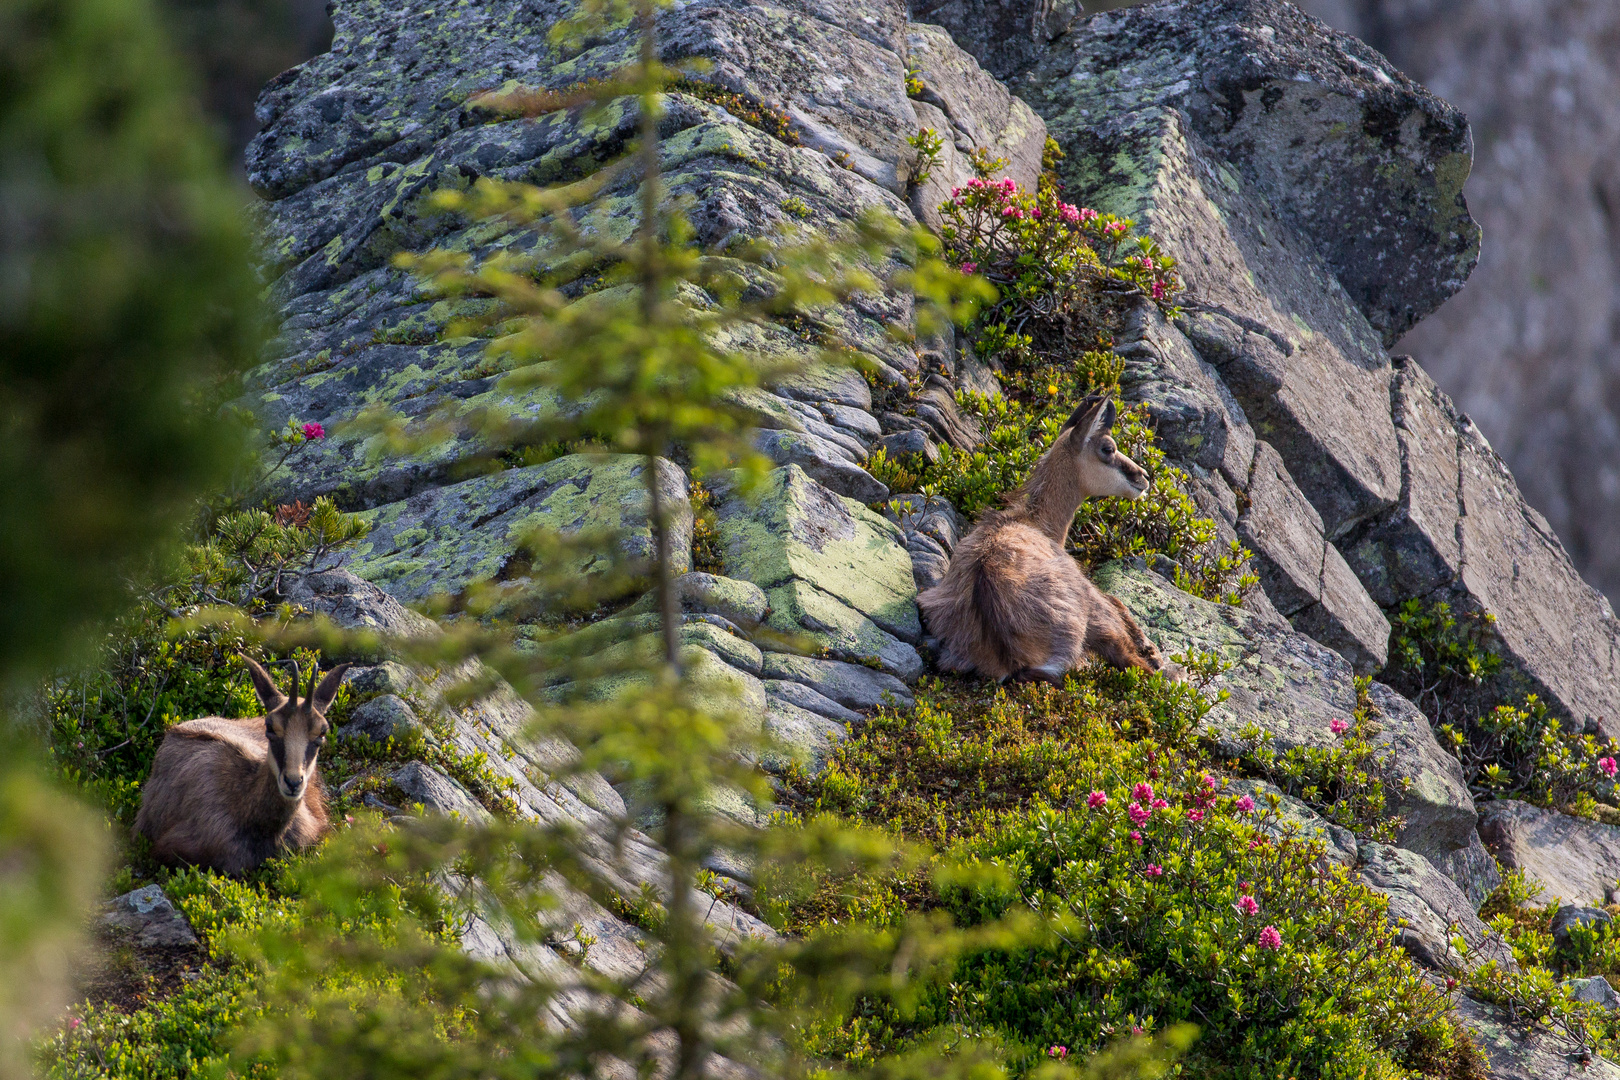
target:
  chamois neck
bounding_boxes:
[1015,431,1086,543]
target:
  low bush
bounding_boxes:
[1384,600,1620,816]
[774,673,1467,1078]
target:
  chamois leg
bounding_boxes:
[1086,595,1165,673]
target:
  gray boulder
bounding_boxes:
[673,573,772,631]
[1566,976,1620,1010]
[341,693,423,743]
[1550,905,1613,951]
[1357,842,1516,973]
[1479,800,1620,906]
[101,885,199,949]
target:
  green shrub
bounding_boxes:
[1385,600,1620,815]
[867,363,1255,605]
[775,675,1460,1078]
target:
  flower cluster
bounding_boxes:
[937,172,1182,356]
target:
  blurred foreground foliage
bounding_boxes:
[0,0,260,1070]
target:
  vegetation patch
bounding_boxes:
[772,670,1476,1078]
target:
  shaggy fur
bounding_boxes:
[918,396,1166,683]
[134,658,349,875]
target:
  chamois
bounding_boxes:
[134,657,350,875]
[918,395,1168,684]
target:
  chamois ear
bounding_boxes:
[308,663,352,715]
[242,657,288,714]
[1060,394,1106,435]
[1085,398,1118,440]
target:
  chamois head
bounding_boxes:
[242,658,350,801]
[1060,395,1149,499]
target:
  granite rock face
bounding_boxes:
[245,0,1620,1060]
[1479,799,1620,906]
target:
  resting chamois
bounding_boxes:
[134,658,350,874]
[918,396,1168,683]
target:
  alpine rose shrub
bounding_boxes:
[931,768,1453,1076]
[937,174,1181,369]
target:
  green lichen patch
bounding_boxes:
[349,453,690,605]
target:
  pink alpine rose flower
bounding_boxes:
[1128,801,1151,825]
[1258,925,1283,950]
[1236,895,1260,917]
[1144,863,1164,877]
[1330,718,1350,736]
[1601,756,1618,779]
[1132,782,1155,802]
[1087,790,1108,809]
[1130,830,1143,845]
[1234,794,1255,814]
[302,422,326,440]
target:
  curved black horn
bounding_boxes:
[288,659,302,708]
[305,661,320,706]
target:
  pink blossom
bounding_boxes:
[1236,895,1260,916]
[1079,207,1099,223]
[1238,881,1252,894]
[1131,1025,1145,1036]
[1202,775,1218,790]
[1128,801,1152,825]
[1187,809,1204,823]
[1151,797,1169,810]
[999,177,1017,192]
[1132,782,1155,802]
[1234,794,1255,814]
[1060,203,1081,224]
[67,1016,81,1031]
[1105,220,1128,237]
[1144,863,1164,877]
[1087,790,1108,809]
[1151,280,1166,300]
[1048,1046,1068,1060]
[1258,925,1283,950]
[1130,830,1143,845]
[959,262,977,274]
[950,186,962,197]
[1601,756,1618,779]
[1330,718,1350,736]
[302,422,326,440]
[1249,837,1264,850]
[1031,208,1042,218]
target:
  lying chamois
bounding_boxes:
[918,396,1168,683]
[134,658,350,874]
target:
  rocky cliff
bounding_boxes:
[1290,0,1620,620]
[243,0,1620,1071]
